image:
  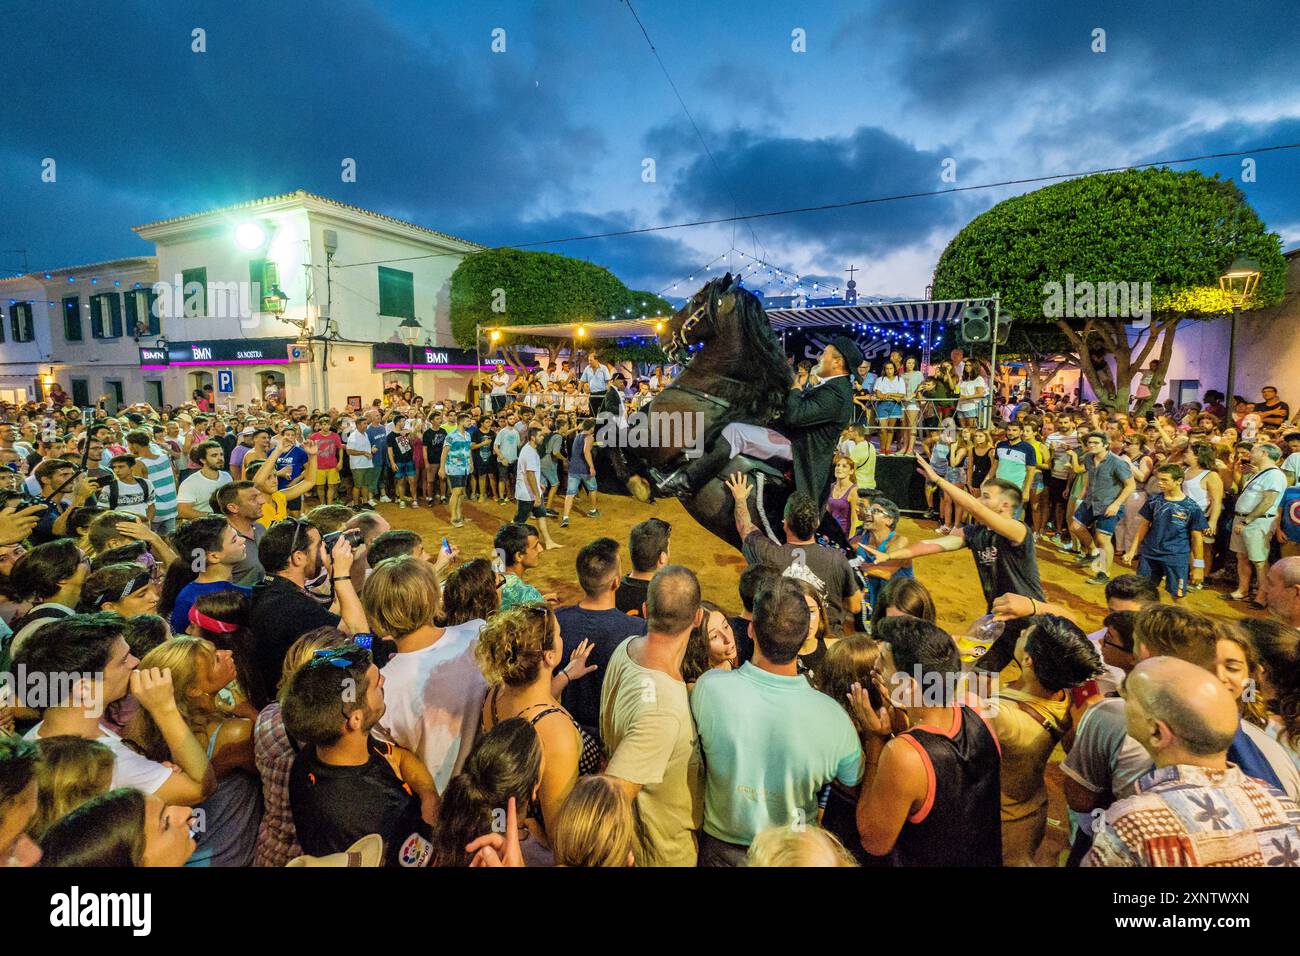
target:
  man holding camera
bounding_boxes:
[28,458,100,546]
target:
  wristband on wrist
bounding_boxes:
[1192,559,1205,568]
[331,575,351,582]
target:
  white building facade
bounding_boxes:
[131,190,488,410]
[0,257,161,408]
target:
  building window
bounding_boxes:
[10,302,34,342]
[378,266,415,319]
[182,267,207,317]
[70,378,89,407]
[0,306,6,343]
[63,295,83,341]
[90,292,123,338]
[104,380,124,408]
[124,288,161,336]
[249,258,281,312]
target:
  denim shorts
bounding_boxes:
[393,462,416,479]
[876,401,903,421]
[567,474,598,495]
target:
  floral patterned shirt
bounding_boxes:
[1084,763,1300,867]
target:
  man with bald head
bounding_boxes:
[1085,657,1300,866]
[1262,555,1300,629]
[600,565,705,866]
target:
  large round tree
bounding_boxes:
[450,248,673,368]
[932,168,1286,411]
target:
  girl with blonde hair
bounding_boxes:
[746,824,859,867]
[551,774,640,867]
[28,735,115,840]
[127,636,260,866]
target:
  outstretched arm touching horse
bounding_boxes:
[726,473,759,541]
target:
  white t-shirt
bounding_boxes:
[97,478,154,518]
[958,377,987,408]
[1282,452,1300,485]
[372,621,488,794]
[516,442,542,501]
[26,722,173,794]
[874,375,906,399]
[490,373,510,396]
[344,429,373,469]
[176,469,232,514]
[1236,466,1287,518]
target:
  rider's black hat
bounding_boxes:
[828,336,864,379]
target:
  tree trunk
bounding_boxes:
[1056,316,1184,412]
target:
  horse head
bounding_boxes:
[659,273,748,363]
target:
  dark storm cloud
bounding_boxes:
[459,210,718,299]
[1137,118,1300,239]
[654,122,982,255]
[866,0,1300,112]
[0,0,603,266]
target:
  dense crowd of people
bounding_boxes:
[1,356,1298,870]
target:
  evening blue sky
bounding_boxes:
[3,0,1299,301]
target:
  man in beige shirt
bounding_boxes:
[600,565,704,866]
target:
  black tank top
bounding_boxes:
[892,705,1002,866]
[970,447,993,487]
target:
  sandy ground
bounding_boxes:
[348,482,1259,866]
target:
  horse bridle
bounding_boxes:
[668,283,723,359]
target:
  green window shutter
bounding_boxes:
[90,294,106,338]
[64,296,83,340]
[249,259,280,311]
[109,292,122,337]
[124,288,138,332]
[378,266,415,319]
[15,303,34,342]
[0,306,6,343]
[181,267,207,317]
[146,290,161,335]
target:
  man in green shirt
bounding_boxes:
[600,566,705,866]
[691,576,863,866]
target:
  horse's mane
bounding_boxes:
[731,285,794,421]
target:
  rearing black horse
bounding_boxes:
[614,273,796,551]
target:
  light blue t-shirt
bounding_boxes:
[580,365,610,393]
[493,427,520,464]
[691,663,863,846]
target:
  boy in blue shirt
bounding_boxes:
[1122,463,1208,600]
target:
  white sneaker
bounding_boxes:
[409,500,419,508]
[398,500,407,509]
[380,495,393,503]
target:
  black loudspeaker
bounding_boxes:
[874,455,929,514]
[995,313,1013,346]
[961,304,991,343]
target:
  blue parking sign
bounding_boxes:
[217,369,234,393]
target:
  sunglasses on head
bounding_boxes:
[273,517,310,556]
[306,645,372,670]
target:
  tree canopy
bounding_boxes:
[449,248,674,366]
[932,167,1287,410]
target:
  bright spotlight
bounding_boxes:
[235,223,266,249]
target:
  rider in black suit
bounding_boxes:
[656,337,862,514]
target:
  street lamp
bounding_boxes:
[1219,257,1261,413]
[264,284,289,318]
[398,316,422,393]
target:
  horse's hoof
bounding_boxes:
[628,475,652,503]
